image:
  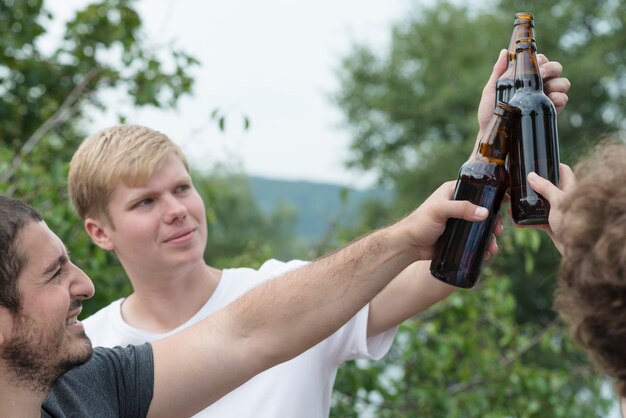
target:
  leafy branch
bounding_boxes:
[1,67,102,194]
[446,316,562,396]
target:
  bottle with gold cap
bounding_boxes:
[430,102,520,288]
[495,12,535,105]
[507,37,560,225]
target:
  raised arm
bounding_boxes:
[146,181,489,418]
[367,49,571,337]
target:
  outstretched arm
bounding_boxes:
[146,181,489,418]
[367,49,571,338]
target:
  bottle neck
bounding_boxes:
[478,142,506,165]
[476,109,516,164]
[507,20,534,53]
[500,19,535,81]
[514,45,543,91]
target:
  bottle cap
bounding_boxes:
[513,12,534,26]
[514,12,534,20]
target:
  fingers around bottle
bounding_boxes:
[558,163,576,191]
[432,180,457,200]
[539,60,563,81]
[544,75,571,93]
[485,49,508,90]
[537,53,549,66]
[443,200,489,222]
[547,92,569,114]
[493,49,508,78]
[493,215,504,237]
[527,172,563,205]
[487,234,499,257]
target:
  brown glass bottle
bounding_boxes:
[507,38,560,225]
[430,102,520,288]
[495,12,535,105]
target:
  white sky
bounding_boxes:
[48,0,412,188]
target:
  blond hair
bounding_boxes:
[555,141,626,397]
[68,124,189,225]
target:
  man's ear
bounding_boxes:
[84,218,115,251]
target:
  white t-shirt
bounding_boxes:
[83,259,397,418]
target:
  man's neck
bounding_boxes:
[121,262,222,333]
[0,376,46,418]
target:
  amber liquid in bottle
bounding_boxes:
[507,38,560,225]
[430,103,520,288]
[495,12,535,105]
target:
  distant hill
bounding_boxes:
[249,176,390,242]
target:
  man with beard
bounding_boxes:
[0,179,485,417]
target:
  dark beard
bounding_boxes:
[1,314,93,393]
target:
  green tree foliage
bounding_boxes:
[331,0,625,415]
[1,0,199,315]
[333,275,611,417]
[0,0,197,156]
[194,166,306,268]
[0,1,298,317]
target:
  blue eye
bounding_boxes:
[136,198,154,207]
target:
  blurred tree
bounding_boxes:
[331,0,625,415]
[194,165,306,268]
[332,274,610,417]
[0,0,198,159]
[1,0,198,313]
[0,0,298,316]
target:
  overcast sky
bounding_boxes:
[50,0,412,188]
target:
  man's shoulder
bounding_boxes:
[44,344,154,417]
[63,344,153,383]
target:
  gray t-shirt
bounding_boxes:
[41,343,154,417]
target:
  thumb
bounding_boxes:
[435,200,490,224]
[527,172,562,204]
[558,163,576,192]
[486,49,508,88]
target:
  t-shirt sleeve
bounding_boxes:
[328,304,397,364]
[42,343,154,418]
[258,259,397,364]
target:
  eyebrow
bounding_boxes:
[125,176,192,205]
[42,253,69,276]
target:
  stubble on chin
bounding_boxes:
[1,314,93,393]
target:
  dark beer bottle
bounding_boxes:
[507,38,560,225]
[430,102,520,288]
[495,12,535,105]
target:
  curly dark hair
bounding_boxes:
[0,196,43,313]
[555,142,626,398]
